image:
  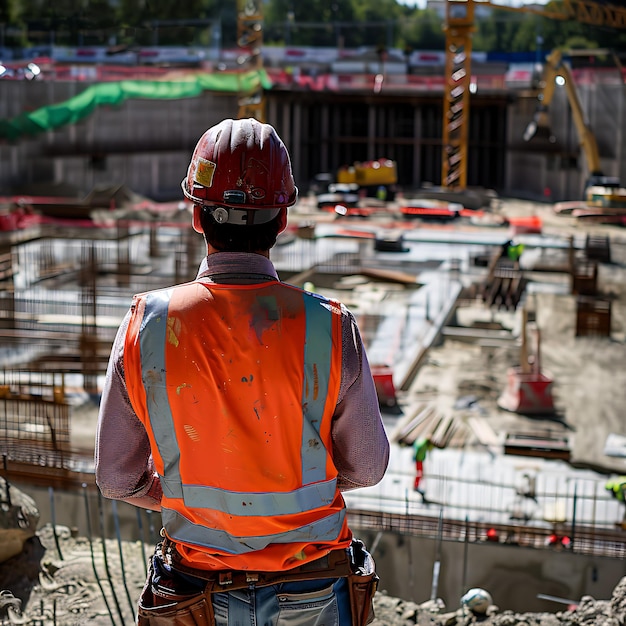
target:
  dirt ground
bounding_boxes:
[403,199,626,477]
[1,198,626,625]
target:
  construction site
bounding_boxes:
[1,1,626,624]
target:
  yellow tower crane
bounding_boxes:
[236,0,265,121]
[441,0,626,191]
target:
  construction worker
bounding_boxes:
[413,436,432,497]
[501,239,524,263]
[95,118,390,626]
[606,477,626,525]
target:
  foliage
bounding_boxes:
[1,0,625,55]
[397,9,445,52]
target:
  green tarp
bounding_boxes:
[0,69,272,141]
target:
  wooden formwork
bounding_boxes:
[571,260,598,296]
[585,234,611,264]
[575,296,612,337]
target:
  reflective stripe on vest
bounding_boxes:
[162,506,347,554]
[132,282,344,554]
[139,290,181,499]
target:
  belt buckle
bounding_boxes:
[160,539,174,568]
[164,547,173,568]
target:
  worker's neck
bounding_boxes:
[206,244,270,259]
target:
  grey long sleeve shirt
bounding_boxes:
[95,252,390,511]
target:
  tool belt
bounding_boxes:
[137,537,378,626]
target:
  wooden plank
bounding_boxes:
[447,421,470,448]
[430,415,455,447]
[467,416,500,448]
[360,267,420,285]
[408,411,443,446]
[504,432,571,461]
[389,403,431,443]
[391,404,444,446]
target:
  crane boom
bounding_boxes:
[477,0,626,28]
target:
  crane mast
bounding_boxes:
[442,0,475,190]
[237,0,265,121]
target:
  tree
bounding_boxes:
[6,0,626,55]
[264,0,356,47]
[116,0,217,46]
[0,0,24,47]
[398,9,445,52]
[0,0,17,23]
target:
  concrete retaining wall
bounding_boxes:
[358,528,625,614]
[1,72,625,203]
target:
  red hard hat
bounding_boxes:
[182,118,297,225]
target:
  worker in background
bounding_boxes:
[501,239,524,264]
[606,477,626,526]
[413,436,432,498]
[95,118,390,626]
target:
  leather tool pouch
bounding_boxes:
[347,571,378,626]
[347,539,379,626]
[137,591,214,626]
[137,557,215,626]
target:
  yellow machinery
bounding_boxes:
[441,0,626,191]
[337,159,398,187]
[237,0,265,121]
[523,48,626,210]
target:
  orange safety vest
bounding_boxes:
[124,279,352,571]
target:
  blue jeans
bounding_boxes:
[211,577,352,626]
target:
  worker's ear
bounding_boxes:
[276,208,288,234]
[192,204,203,234]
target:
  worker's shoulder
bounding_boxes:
[129,281,201,306]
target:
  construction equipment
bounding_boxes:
[441,0,626,192]
[523,48,626,209]
[497,309,556,415]
[314,158,398,212]
[336,158,398,200]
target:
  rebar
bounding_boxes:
[82,483,116,626]
[112,500,136,622]
[97,491,125,625]
[48,487,63,561]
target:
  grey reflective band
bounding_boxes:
[182,478,337,515]
[162,507,346,554]
[301,294,333,485]
[139,290,184,499]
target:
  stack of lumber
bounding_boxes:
[390,403,470,448]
